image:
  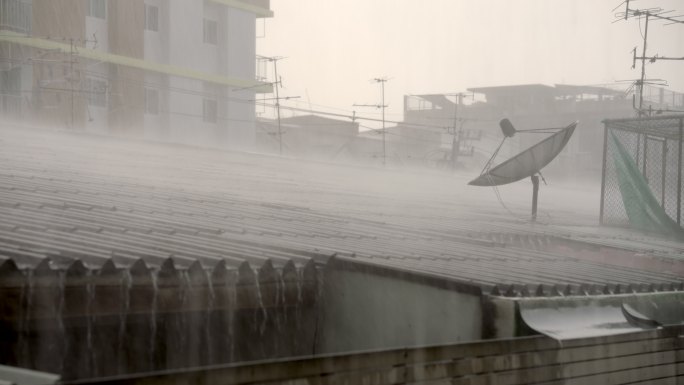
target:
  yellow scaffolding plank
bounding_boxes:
[209,0,274,18]
[0,32,272,93]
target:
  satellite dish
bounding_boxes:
[469,120,577,221]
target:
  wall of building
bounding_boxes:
[0,258,322,380]
[317,264,482,354]
[3,0,264,150]
[106,325,684,385]
[30,0,87,128]
[226,7,257,147]
[0,43,30,120]
[152,2,257,150]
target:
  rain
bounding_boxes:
[1,1,684,384]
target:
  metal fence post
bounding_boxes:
[661,139,666,208]
[678,118,682,225]
[600,122,609,225]
[643,132,648,179]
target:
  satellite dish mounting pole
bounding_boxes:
[531,175,540,222]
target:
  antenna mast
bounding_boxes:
[354,77,390,166]
[615,0,684,116]
[255,56,299,155]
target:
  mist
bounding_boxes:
[1,1,684,384]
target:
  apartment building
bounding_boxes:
[0,0,272,149]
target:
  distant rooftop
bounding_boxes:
[467,84,556,95]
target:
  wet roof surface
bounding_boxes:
[1,125,682,292]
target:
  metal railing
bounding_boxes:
[640,85,684,111]
[0,0,32,34]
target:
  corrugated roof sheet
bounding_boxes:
[0,124,682,294]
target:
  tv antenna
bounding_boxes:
[354,77,390,166]
[31,35,99,128]
[469,119,577,222]
[614,0,684,116]
[446,92,473,170]
[240,56,298,155]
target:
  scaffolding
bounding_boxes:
[600,115,684,231]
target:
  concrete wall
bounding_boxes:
[318,264,482,354]
[0,258,322,380]
[93,325,684,385]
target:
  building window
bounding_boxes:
[0,0,32,34]
[144,4,159,32]
[203,98,217,123]
[203,18,217,45]
[84,77,108,107]
[145,87,159,115]
[86,0,107,19]
[0,67,22,96]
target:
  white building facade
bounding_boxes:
[0,0,272,149]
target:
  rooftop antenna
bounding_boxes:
[22,35,99,128]
[614,0,684,116]
[19,35,99,128]
[240,56,298,155]
[354,77,390,166]
[469,119,577,222]
[447,92,471,171]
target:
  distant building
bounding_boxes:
[257,115,359,159]
[403,84,684,178]
[351,124,445,167]
[0,0,272,149]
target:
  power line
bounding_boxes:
[3,48,468,144]
[3,48,457,132]
[268,101,451,131]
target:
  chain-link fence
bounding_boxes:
[600,115,684,230]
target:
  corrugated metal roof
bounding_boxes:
[0,124,682,294]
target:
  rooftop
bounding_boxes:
[1,124,682,295]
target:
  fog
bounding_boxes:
[1,0,684,383]
[258,0,684,124]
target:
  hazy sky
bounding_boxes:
[257,0,683,124]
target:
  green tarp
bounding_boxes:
[611,132,684,240]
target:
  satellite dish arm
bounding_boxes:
[480,136,508,176]
[517,127,565,133]
[537,170,548,185]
